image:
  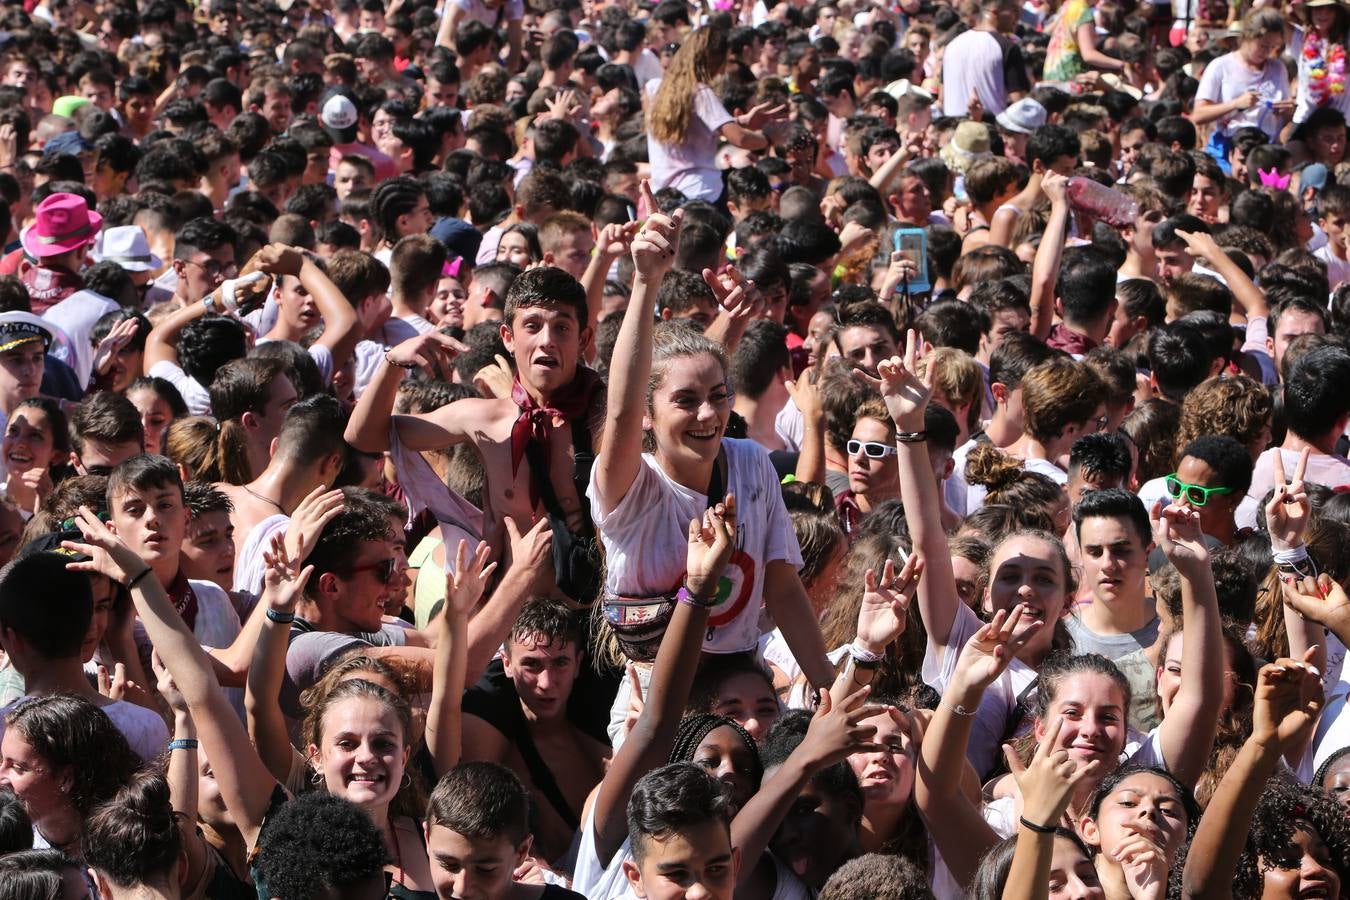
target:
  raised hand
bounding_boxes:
[1008,717,1102,828]
[738,100,788,131]
[1174,229,1222,264]
[151,650,190,718]
[504,515,553,572]
[385,330,468,381]
[631,179,683,281]
[952,604,1041,691]
[97,661,153,709]
[445,538,497,618]
[91,315,141,378]
[685,493,737,601]
[854,555,923,655]
[620,664,645,741]
[784,368,823,423]
[1150,500,1209,572]
[250,243,305,277]
[473,353,515,399]
[1265,448,1311,552]
[1041,170,1069,205]
[857,329,934,432]
[798,684,890,769]
[261,532,313,615]
[1250,650,1323,754]
[1281,573,1350,638]
[596,220,641,258]
[283,485,344,566]
[61,505,146,584]
[702,264,758,318]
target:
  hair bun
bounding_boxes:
[964,444,1025,492]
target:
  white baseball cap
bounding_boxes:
[320,91,359,143]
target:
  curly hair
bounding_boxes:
[1232,774,1350,897]
[1173,375,1272,467]
[253,793,389,900]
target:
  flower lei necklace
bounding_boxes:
[1304,28,1347,108]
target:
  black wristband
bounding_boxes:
[1019,816,1058,834]
[895,430,927,444]
[126,567,154,590]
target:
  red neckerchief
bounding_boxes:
[21,265,84,314]
[165,570,199,633]
[1046,323,1099,357]
[509,368,603,508]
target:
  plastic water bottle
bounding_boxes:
[1066,176,1139,228]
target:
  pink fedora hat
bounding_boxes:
[20,193,102,259]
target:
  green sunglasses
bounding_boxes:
[1164,474,1234,507]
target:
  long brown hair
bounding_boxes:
[649,24,729,145]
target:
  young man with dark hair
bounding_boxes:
[830,301,899,377]
[347,265,599,604]
[105,454,256,693]
[0,550,168,761]
[1047,246,1118,356]
[1147,321,1211,404]
[425,762,585,900]
[1164,435,1252,548]
[379,235,446,346]
[1240,344,1350,528]
[1065,431,1132,506]
[731,320,791,452]
[621,763,737,900]
[180,481,235,592]
[461,600,610,863]
[656,270,718,331]
[69,391,144,476]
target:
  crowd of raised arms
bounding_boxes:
[0,0,1347,899]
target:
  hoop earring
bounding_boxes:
[311,768,323,786]
[400,772,411,790]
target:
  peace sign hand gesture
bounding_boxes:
[951,604,1041,693]
[1266,447,1311,553]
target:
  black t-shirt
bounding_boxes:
[993,31,1033,97]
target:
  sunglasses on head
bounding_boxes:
[847,439,897,459]
[347,557,397,584]
[1164,474,1234,507]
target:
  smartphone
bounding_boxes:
[892,227,931,294]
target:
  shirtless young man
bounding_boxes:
[345,266,601,601]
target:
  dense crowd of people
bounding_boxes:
[0,0,1345,897]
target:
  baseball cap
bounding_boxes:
[320,88,359,144]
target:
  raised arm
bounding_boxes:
[1181,656,1323,899]
[427,539,496,776]
[1150,500,1223,789]
[248,496,335,782]
[152,654,212,898]
[435,1,464,52]
[1029,172,1069,341]
[869,331,959,647]
[1175,229,1269,321]
[1002,720,1103,900]
[915,605,1040,888]
[465,516,552,682]
[343,331,468,453]
[581,222,639,363]
[787,371,825,485]
[591,496,736,864]
[1074,22,1124,71]
[64,507,283,849]
[594,179,683,516]
[143,292,211,371]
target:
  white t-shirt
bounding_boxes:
[923,602,1038,778]
[1194,51,1290,139]
[573,803,640,900]
[376,314,435,348]
[42,290,119,388]
[773,396,803,453]
[645,82,734,203]
[1239,447,1350,529]
[589,438,804,654]
[1314,244,1350,291]
[148,359,211,415]
[940,29,1016,116]
[443,0,523,28]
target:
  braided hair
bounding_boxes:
[669,714,764,787]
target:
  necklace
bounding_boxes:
[243,486,286,514]
[1304,29,1347,108]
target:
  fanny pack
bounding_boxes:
[525,417,602,606]
[601,452,728,662]
[602,594,677,662]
